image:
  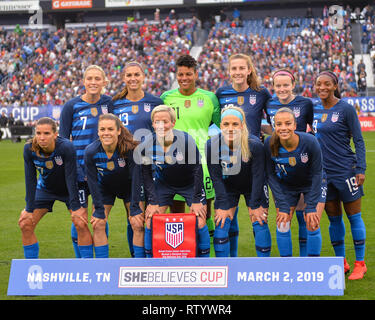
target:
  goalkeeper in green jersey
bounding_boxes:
[161,54,221,246]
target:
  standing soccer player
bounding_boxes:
[59,65,112,258]
[265,108,326,257]
[138,105,210,257]
[161,54,221,246]
[265,69,314,256]
[84,114,143,258]
[111,61,163,257]
[206,106,271,257]
[313,71,367,280]
[215,53,272,256]
[19,117,87,259]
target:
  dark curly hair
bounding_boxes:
[176,54,198,70]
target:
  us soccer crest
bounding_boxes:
[331,112,339,122]
[118,158,126,167]
[165,219,184,248]
[54,156,63,166]
[300,153,309,163]
[249,95,257,105]
[144,103,151,112]
[101,105,108,114]
[197,99,204,108]
[293,107,300,118]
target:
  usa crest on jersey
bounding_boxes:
[54,156,63,166]
[165,220,184,248]
[300,153,309,163]
[101,105,108,114]
[144,103,151,112]
[249,95,257,105]
[331,112,339,122]
[118,158,126,167]
[293,107,300,118]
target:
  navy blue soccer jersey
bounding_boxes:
[137,129,204,205]
[111,92,163,137]
[59,94,113,182]
[264,132,323,214]
[266,95,313,132]
[215,85,272,138]
[312,99,366,179]
[23,136,81,212]
[205,134,266,210]
[84,140,142,218]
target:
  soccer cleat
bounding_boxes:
[348,261,367,280]
[344,258,350,274]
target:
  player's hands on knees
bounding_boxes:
[129,213,145,230]
[214,208,231,228]
[276,211,290,229]
[145,204,159,220]
[250,207,268,226]
[71,207,88,225]
[305,211,320,231]
[190,203,207,220]
[90,215,107,230]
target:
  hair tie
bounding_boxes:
[317,71,338,84]
[272,70,295,81]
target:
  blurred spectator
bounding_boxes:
[0,111,8,127]
[357,71,367,95]
[8,112,15,126]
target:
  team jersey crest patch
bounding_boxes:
[288,157,296,166]
[118,158,126,167]
[101,105,108,114]
[184,100,191,108]
[237,96,244,105]
[321,114,328,122]
[300,153,309,163]
[198,99,204,107]
[45,160,53,169]
[132,105,139,114]
[107,161,115,171]
[54,156,63,166]
[249,95,257,105]
[176,151,184,161]
[331,112,339,122]
[293,107,300,118]
[165,220,184,248]
[144,104,151,112]
[91,107,98,117]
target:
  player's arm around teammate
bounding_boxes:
[206,106,271,257]
[84,114,144,258]
[19,117,88,259]
[313,71,367,279]
[264,108,325,257]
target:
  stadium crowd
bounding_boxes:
[0,17,198,107]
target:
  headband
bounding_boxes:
[221,109,243,122]
[272,70,295,81]
[317,71,338,84]
[124,61,145,74]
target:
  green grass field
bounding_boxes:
[1,133,374,301]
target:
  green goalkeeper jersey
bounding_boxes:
[160,88,221,153]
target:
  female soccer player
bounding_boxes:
[138,105,210,257]
[313,71,367,280]
[59,65,112,258]
[264,108,326,258]
[265,69,314,256]
[206,106,271,257]
[18,117,87,259]
[111,61,163,256]
[215,53,272,256]
[112,61,163,136]
[84,114,143,258]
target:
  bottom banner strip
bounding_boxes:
[7,257,345,296]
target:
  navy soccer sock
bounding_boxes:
[71,223,81,258]
[127,219,134,258]
[133,245,146,258]
[144,227,152,258]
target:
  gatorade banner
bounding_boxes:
[152,213,197,258]
[7,257,345,296]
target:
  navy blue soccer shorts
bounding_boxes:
[326,172,364,203]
